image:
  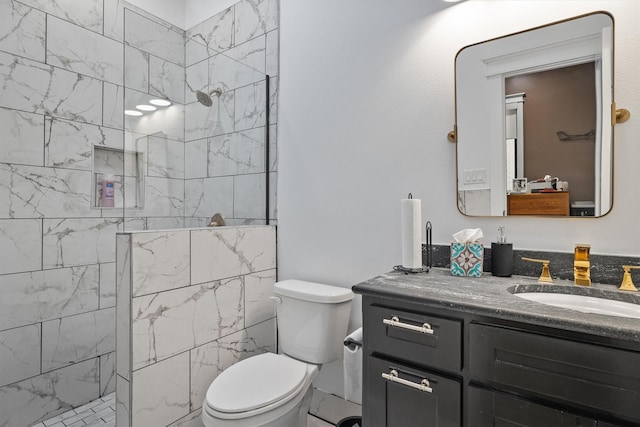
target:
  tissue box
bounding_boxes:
[451,242,483,277]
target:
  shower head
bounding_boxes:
[195,88,222,107]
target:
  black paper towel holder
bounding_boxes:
[393,221,432,274]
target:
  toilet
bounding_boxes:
[201,279,354,427]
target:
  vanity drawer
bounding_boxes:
[365,355,461,427]
[469,323,640,424]
[366,304,462,372]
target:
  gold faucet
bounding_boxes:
[574,244,591,286]
[619,265,640,292]
[522,257,553,284]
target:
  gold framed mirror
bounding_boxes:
[453,12,628,218]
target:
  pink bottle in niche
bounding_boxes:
[101,174,115,207]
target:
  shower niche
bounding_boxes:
[92,145,144,209]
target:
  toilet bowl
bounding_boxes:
[201,280,353,427]
[202,353,318,427]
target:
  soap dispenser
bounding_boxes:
[491,226,513,277]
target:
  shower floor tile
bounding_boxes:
[34,392,334,427]
[31,393,115,427]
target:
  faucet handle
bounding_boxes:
[619,265,640,292]
[208,212,226,227]
[522,257,553,284]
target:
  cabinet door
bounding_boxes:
[364,356,460,427]
[468,386,597,427]
[469,323,640,424]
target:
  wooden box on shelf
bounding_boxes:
[507,192,570,216]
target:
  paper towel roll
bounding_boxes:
[401,197,422,269]
[343,327,363,405]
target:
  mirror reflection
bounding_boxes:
[455,12,614,217]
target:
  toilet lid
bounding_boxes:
[206,353,309,414]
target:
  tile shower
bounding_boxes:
[116,226,276,426]
[0,0,279,426]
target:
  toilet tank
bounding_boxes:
[273,280,354,364]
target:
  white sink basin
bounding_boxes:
[514,292,640,319]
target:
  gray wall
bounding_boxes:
[277,0,640,401]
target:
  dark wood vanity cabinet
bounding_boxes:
[363,304,462,426]
[469,323,640,425]
[467,386,606,426]
[360,296,640,427]
[367,356,461,426]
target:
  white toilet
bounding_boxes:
[201,279,354,427]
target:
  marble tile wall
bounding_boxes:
[122,0,280,229]
[184,0,279,226]
[0,1,125,425]
[119,0,280,229]
[122,6,186,228]
[116,225,277,427]
[0,1,279,425]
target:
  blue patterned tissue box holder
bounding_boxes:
[451,242,483,277]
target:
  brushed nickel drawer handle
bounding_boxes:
[383,316,434,334]
[382,369,433,393]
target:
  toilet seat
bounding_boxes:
[205,353,310,419]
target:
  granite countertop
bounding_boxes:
[353,268,640,343]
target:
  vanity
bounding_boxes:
[353,269,640,427]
